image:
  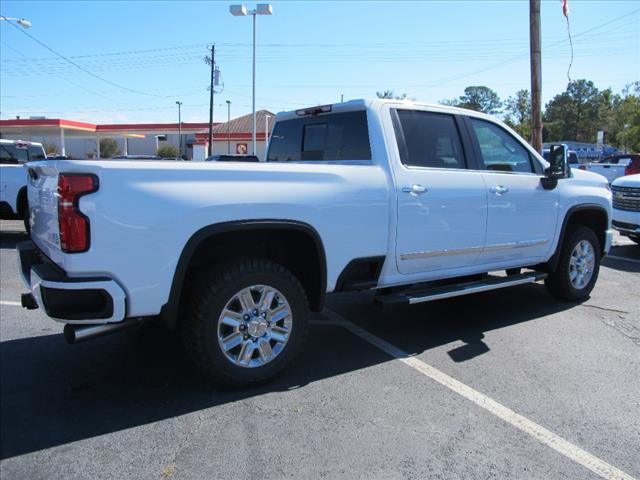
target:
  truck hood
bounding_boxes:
[612,174,640,188]
[571,168,609,187]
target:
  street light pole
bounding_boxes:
[226,100,231,154]
[252,12,257,155]
[230,4,273,156]
[176,101,183,158]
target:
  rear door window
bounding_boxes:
[393,109,467,169]
[267,110,371,162]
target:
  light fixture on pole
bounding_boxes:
[175,101,183,158]
[226,100,232,154]
[229,3,272,157]
[0,16,32,28]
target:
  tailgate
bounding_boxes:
[27,162,64,265]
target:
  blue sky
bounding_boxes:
[1,0,638,124]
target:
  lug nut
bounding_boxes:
[243,314,250,320]
[239,324,247,331]
[261,312,266,318]
[253,309,259,316]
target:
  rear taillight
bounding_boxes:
[58,174,98,253]
[578,165,586,170]
[625,166,640,176]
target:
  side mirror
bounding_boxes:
[542,144,569,190]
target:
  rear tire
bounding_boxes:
[545,225,600,302]
[181,258,310,387]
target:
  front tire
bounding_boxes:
[545,225,600,302]
[182,258,310,387]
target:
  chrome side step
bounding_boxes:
[373,272,548,307]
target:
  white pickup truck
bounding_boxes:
[582,154,640,184]
[18,99,614,386]
[0,139,47,230]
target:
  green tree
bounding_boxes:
[438,98,461,107]
[376,90,409,100]
[157,144,180,158]
[458,86,502,114]
[99,138,120,158]
[543,79,601,142]
[42,142,58,155]
[613,82,640,152]
[503,89,531,139]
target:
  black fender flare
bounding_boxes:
[544,204,609,272]
[159,219,327,330]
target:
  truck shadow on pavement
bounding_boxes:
[0,282,577,460]
[0,231,28,250]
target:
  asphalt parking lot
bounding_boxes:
[1,219,638,480]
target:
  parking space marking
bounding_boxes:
[0,301,21,306]
[606,255,640,265]
[323,309,636,480]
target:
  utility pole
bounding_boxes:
[205,45,216,157]
[226,100,231,154]
[175,101,182,158]
[530,0,542,153]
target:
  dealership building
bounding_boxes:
[0,110,274,160]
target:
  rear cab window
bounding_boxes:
[0,143,46,164]
[267,110,371,162]
[0,144,29,164]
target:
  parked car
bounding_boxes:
[0,139,46,231]
[611,173,640,244]
[581,154,640,183]
[18,99,613,386]
[206,154,260,162]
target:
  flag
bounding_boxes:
[562,0,570,18]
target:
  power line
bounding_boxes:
[1,15,165,97]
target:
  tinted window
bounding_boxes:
[267,111,371,162]
[470,119,533,173]
[0,144,29,164]
[394,110,466,169]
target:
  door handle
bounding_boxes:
[490,185,509,196]
[402,184,427,196]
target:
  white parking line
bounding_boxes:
[606,255,640,265]
[0,301,21,306]
[323,309,636,480]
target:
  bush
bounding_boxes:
[99,138,121,158]
[157,144,180,158]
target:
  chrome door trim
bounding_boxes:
[400,239,549,261]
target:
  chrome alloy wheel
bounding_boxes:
[217,285,293,368]
[569,240,595,290]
